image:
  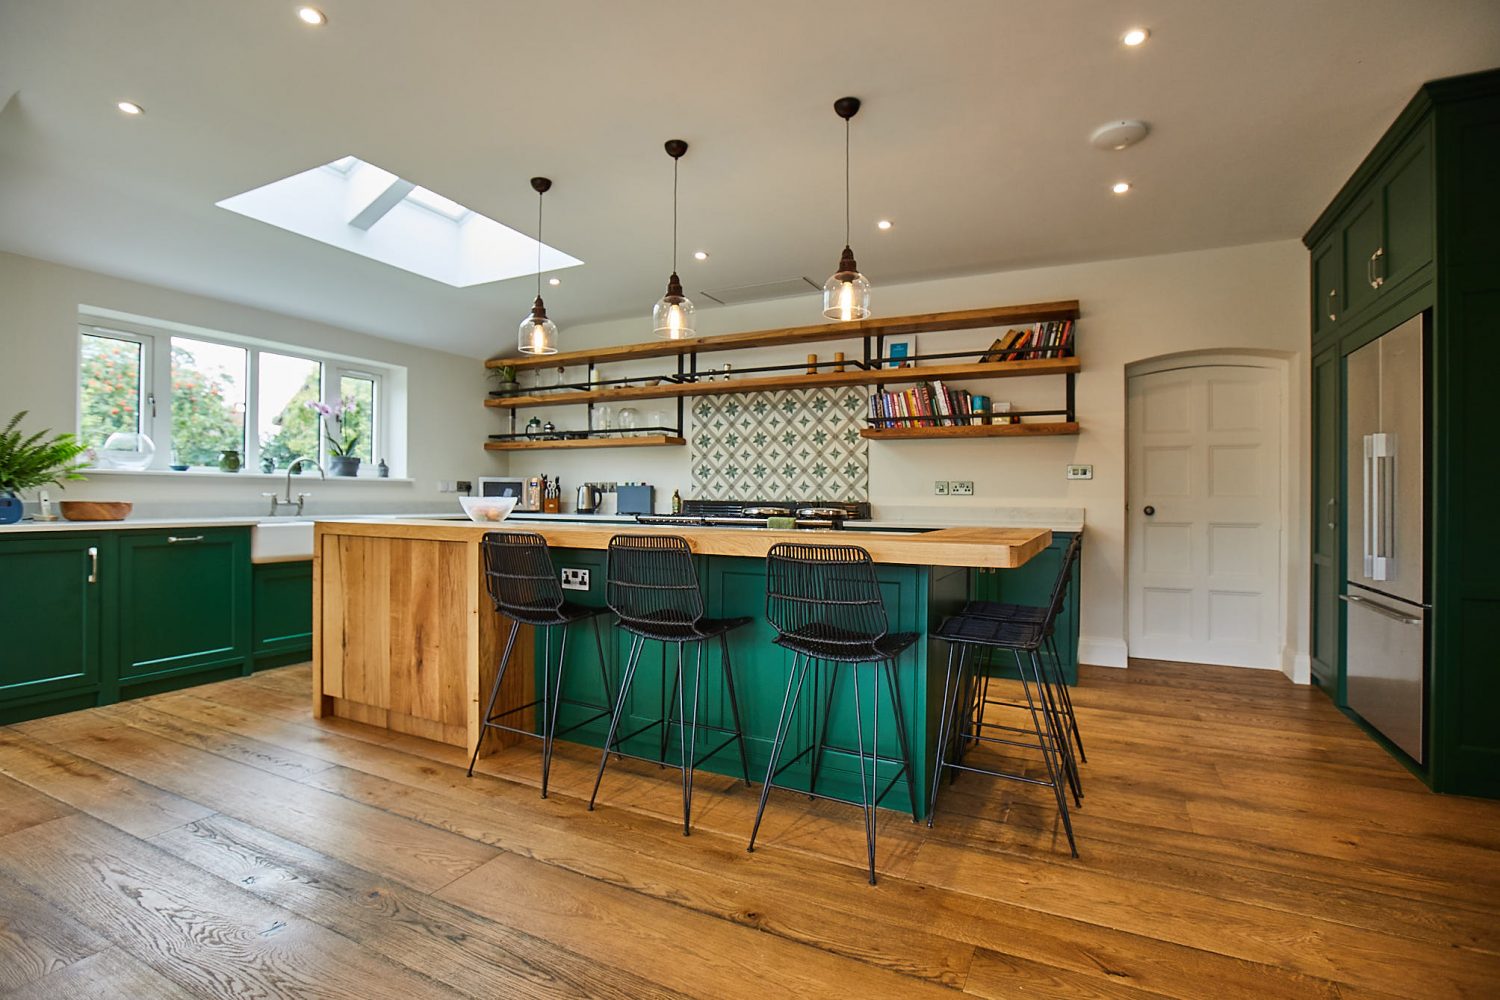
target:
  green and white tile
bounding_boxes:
[690,388,869,500]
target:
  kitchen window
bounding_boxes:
[77,319,395,475]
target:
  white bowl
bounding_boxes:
[460,496,518,524]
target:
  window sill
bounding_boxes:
[80,468,413,484]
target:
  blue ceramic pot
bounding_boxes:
[0,490,23,525]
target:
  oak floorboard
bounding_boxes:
[0,771,74,836]
[0,872,108,993]
[1,947,199,1000]
[0,814,467,1000]
[152,813,698,1000]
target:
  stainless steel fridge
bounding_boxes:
[1342,313,1428,763]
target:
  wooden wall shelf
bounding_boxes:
[483,435,685,452]
[861,421,1080,441]
[485,356,1079,409]
[487,301,1080,371]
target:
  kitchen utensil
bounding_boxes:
[59,500,133,522]
[575,483,601,514]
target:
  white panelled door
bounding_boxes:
[1127,365,1282,668]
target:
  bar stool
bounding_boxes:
[747,542,919,885]
[928,562,1078,858]
[588,534,752,835]
[961,533,1086,800]
[467,531,614,798]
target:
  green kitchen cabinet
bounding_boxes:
[0,534,109,720]
[1309,345,1341,696]
[1310,233,1344,343]
[252,560,314,669]
[115,528,251,689]
[1303,67,1500,797]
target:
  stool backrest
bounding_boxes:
[481,531,564,622]
[766,542,888,647]
[607,534,704,630]
[1042,532,1083,627]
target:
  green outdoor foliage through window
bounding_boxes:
[169,337,246,466]
[339,374,375,464]
[259,352,322,468]
[78,333,142,449]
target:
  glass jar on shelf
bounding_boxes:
[616,407,640,436]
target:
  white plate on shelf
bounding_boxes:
[459,496,518,524]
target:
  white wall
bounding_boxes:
[494,240,1310,673]
[0,251,501,514]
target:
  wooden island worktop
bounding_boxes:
[312,517,1054,809]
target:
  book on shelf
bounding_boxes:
[869,381,982,428]
[982,320,1075,363]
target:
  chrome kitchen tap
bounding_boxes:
[261,457,326,516]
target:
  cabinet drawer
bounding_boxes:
[116,529,250,681]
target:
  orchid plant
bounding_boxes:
[306,397,360,458]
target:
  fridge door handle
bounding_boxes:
[1362,434,1375,578]
[1340,593,1423,626]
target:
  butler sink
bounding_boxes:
[251,519,314,563]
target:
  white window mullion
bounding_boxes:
[244,348,262,474]
[145,333,171,469]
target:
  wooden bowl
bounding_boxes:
[59,500,133,522]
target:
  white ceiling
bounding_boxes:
[2,1,1497,358]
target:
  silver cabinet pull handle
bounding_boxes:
[1372,246,1385,288]
[87,546,98,584]
[1327,288,1337,322]
[1325,496,1338,531]
[1340,593,1422,626]
[167,535,205,544]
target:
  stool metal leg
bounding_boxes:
[660,643,679,767]
[748,652,812,854]
[679,640,704,835]
[589,632,645,811]
[1046,633,1087,763]
[467,617,520,777]
[1016,648,1077,857]
[809,660,837,797]
[718,633,751,786]
[592,614,613,708]
[927,641,967,826]
[851,659,877,884]
[882,658,920,822]
[540,624,570,799]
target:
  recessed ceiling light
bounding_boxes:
[876,219,893,231]
[548,277,561,286]
[297,6,327,26]
[116,101,144,116]
[1112,181,1131,194]
[1122,27,1149,47]
[693,250,709,260]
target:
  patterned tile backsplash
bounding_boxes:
[690,388,870,501]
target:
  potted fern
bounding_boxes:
[0,411,90,524]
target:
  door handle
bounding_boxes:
[1143,505,1156,516]
[1340,593,1422,626]
[1366,253,1375,289]
[1325,497,1338,531]
[87,546,98,584]
[1372,247,1385,288]
[167,535,205,544]
[1327,288,1337,322]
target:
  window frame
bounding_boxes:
[75,320,395,477]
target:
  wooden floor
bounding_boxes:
[1,661,1498,999]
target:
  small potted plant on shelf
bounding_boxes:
[0,411,90,525]
[307,398,362,476]
[488,364,521,396]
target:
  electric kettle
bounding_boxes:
[575,483,600,515]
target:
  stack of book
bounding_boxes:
[869,381,981,428]
[983,320,1075,362]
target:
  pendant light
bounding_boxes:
[653,139,696,340]
[823,96,871,322]
[518,176,559,355]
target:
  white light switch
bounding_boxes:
[1067,465,1093,480]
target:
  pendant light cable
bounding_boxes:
[844,116,851,247]
[672,155,679,272]
[535,188,543,299]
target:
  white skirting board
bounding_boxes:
[1078,636,1128,669]
[1282,648,1312,685]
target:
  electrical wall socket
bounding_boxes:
[437,481,457,493]
[1066,464,1094,480]
[560,567,590,591]
[949,481,975,496]
[456,480,473,494]
[934,481,950,496]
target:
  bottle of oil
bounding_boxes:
[671,488,682,515]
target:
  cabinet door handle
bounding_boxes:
[167,535,205,544]
[1327,288,1337,322]
[1372,246,1385,288]
[1367,251,1377,289]
[1326,497,1338,531]
[87,546,98,584]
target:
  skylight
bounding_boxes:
[217,155,582,288]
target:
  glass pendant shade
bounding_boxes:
[822,245,872,321]
[518,296,558,355]
[653,272,696,340]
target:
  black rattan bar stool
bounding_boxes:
[467,531,614,798]
[588,534,752,835]
[928,566,1078,858]
[961,533,1086,772]
[747,543,919,885]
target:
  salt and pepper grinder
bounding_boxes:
[807,353,818,375]
[833,352,846,372]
